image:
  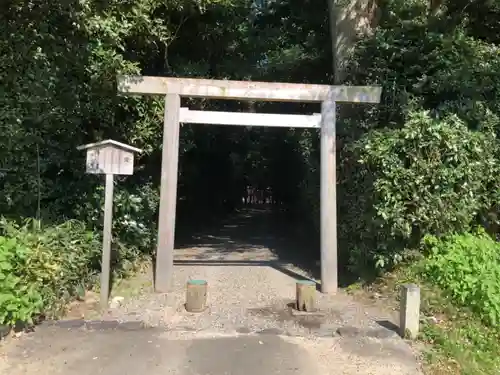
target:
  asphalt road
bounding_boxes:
[1,326,322,375]
[1,322,423,375]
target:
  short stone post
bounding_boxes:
[296,280,316,312]
[400,284,420,339]
[185,280,208,312]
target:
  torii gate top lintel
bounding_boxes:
[117,75,381,104]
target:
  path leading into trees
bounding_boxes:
[0,208,423,375]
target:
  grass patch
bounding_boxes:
[110,260,154,299]
[415,269,500,375]
[349,262,500,375]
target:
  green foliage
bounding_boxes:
[0,236,43,325]
[363,111,498,237]
[0,192,159,325]
[73,182,160,271]
[346,1,500,135]
[421,319,500,375]
[0,219,100,317]
[344,110,499,272]
[335,0,500,276]
[363,262,500,375]
[422,230,500,327]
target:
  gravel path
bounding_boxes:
[104,262,396,337]
[100,208,400,338]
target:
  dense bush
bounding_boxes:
[0,219,101,323]
[322,0,499,278]
[343,110,499,274]
[73,182,160,273]
[0,180,160,326]
[421,230,500,327]
[0,236,43,325]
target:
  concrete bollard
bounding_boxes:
[296,280,316,312]
[400,284,420,339]
[185,279,208,312]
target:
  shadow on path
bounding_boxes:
[174,207,321,280]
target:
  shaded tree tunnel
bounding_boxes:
[173,121,323,277]
[175,124,317,215]
[139,100,323,271]
[175,102,319,214]
[123,96,326,279]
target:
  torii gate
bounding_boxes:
[117,76,381,294]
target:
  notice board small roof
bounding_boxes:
[77,139,143,153]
